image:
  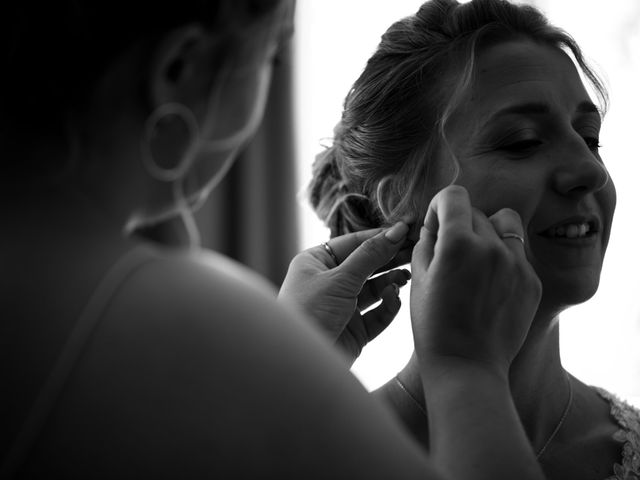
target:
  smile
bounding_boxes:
[538,216,601,242]
[543,221,594,239]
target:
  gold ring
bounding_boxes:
[500,233,525,245]
[321,242,340,267]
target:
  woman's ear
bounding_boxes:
[376,176,419,240]
[148,22,274,147]
[147,24,213,117]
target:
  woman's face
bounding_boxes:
[438,40,616,315]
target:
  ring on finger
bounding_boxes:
[500,232,525,245]
[321,242,341,267]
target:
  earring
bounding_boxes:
[140,102,200,182]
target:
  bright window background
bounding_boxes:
[294,0,640,406]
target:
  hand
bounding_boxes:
[410,185,542,377]
[279,222,412,364]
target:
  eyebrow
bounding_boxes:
[488,100,601,123]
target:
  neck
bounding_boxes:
[132,213,198,248]
[508,314,571,455]
[399,310,572,455]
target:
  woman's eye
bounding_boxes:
[584,136,601,151]
[501,139,543,152]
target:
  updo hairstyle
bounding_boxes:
[309,0,607,237]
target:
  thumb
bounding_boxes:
[337,222,409,282]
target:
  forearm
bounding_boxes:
[422,362,544,480]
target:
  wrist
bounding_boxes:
[417,354,510,390]
[419,359,516,434]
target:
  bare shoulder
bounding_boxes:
[107,247,322,366]
[26,248,436,479]
[117,247,285,320]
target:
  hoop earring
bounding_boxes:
[140,102,200,182]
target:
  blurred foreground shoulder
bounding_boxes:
[26,248,437,479]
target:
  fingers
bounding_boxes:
[373,243,413,274]
[335,222,409,280]
[341,280,404,362]
[412,223,437,270]
[424,185,473,238]
[322,228,386,266]
[488,208,526,256]
[360,283,402,342]
[414,186,473,269]
[414,186,527,265]
[357,268,411,310]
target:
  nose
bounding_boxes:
[552,140,609,198]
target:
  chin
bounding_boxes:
[539,273,601,315]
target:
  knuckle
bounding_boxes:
[334,269,364,291]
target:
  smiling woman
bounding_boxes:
[296,0,640,403]
[305,0,640,478]
[443,39,615,314]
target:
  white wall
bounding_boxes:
[294,0,640,406]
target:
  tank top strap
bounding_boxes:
[0,245,160,478]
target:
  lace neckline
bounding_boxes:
[594,387,640,480]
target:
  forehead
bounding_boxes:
[460,40,593,122]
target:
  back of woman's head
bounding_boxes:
[1,0,291,176]
[309,0,607,237]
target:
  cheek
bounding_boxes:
[597,179,617,250]
[454,166,541,224]
[601,179,617,224]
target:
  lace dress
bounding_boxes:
[596,388,640,480]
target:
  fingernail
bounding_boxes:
[391,283,400,296]
[385,222,409,243]
[402,269,412,281]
